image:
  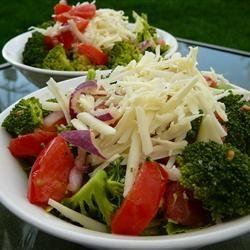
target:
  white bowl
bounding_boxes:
[0,76,249,250]
[2,29,178,88]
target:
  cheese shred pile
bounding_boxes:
[46,47,249,197]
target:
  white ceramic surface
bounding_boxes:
[2,29,178,87]
[0,76,249,250]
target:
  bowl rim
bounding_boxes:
[1,28,178,77]
[0,75,249,249]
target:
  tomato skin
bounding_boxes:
[27,136,74,205]
[44,30,74,50]
[9,130,57,158]
[73,17,89,32]
[163,182,209,227]
[57,30,75,49]
[44,35,59,50]
[54,12,71,24]
[69,4,96,19]
[77,43,108,65]
[111,161,168,235]
[54,3,72,15]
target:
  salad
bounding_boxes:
[2,48,250,236]
[22,0,171,71]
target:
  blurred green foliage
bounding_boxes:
[1,0,249,63]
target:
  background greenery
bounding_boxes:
[1,0,250,63]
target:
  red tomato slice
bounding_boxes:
[9,130,57,158]
[57,30,75,49]
[77,43,108,65]
[54,3,72,15]
[73,17,89,32]
[27,136,74,205]
[44,35,59,50]
[69,4,96,19]
[54,12,71,24]
[164,182,209,227]
[44,31,74,50]
[111,161,168,235]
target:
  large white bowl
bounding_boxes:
[0,76,249,250]
[2,29,178,88]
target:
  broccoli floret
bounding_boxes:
[62,158,125,225]
[177,141,250,220]
[23,32,49,68]
[2,97,43,136]
[71,54,92,71]
[107,40,142,68]
[42,44,74,71]
[220,93,250,155]
[38,20,55,29]
[105,156,125,207]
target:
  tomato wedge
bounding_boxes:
[27,136,74,205]
[8,130,57,158]
[77,43,108,65]
[73,17,89,32]
[163,182,209,227]
[54,3,72,15]
[44,31,74,50]
[57,30,75,49]
[111,161,168,235]
[69,3,96,19]
[54,12,71,24]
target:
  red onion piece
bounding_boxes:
[43,111,64,128]
[61,130,105,159]
[68,167,84,193]
[95,112,114,122]
[68,147,89,193]
[69,80,97,118]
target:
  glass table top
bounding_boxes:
[0,40,249,249]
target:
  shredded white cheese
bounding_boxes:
[46,47,240,196]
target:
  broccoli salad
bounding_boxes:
[22,1,170,71]
[2,47,250,236]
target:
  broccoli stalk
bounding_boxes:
[177,141,250,220]
[62,157,125,225]
[42,44,74,71]
[2,97,44,136]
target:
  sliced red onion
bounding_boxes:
[95,112,114,122]
[69,80,98,118]
[68,147,89,193]
[68,167,84,193]
[61,130,105,159]
[43,111,64,128]
[74,147,86,171]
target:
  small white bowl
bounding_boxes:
[2,29,178,88]
[0,76,249,250]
